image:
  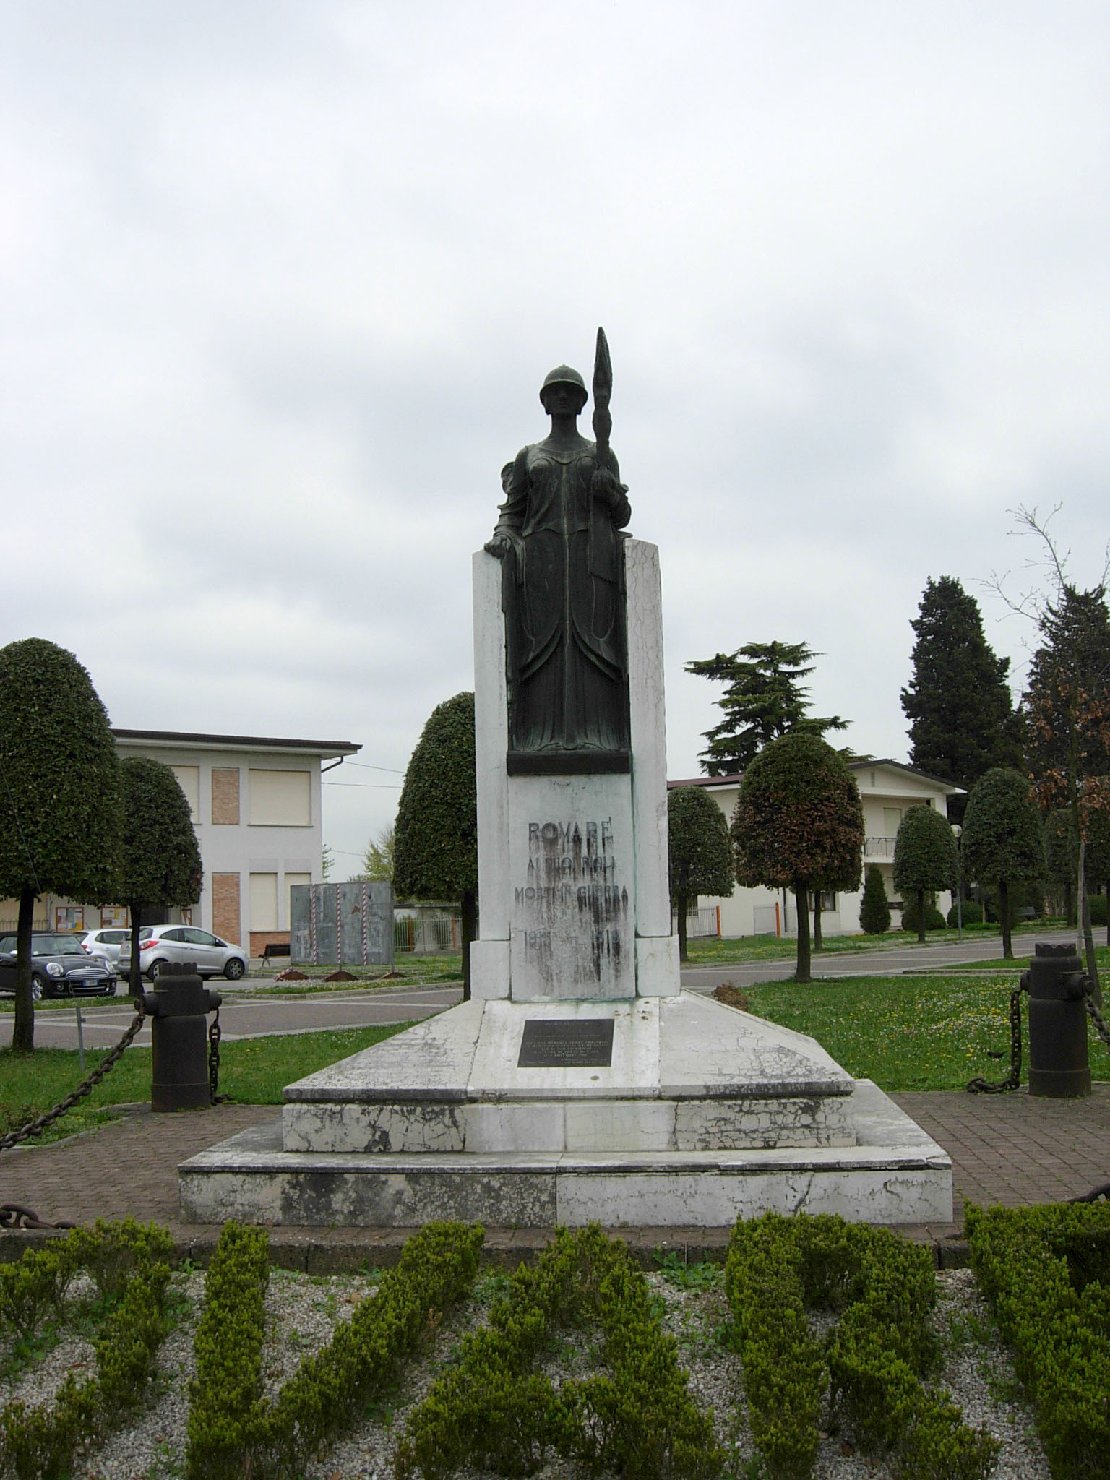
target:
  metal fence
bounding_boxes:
[394,914,461,953]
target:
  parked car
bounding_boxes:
[80,927,132,969]
[0,934,118,1000]
[137,926,247,981]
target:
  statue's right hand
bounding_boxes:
[484,531,513,558]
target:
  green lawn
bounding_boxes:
[0,1022,413,1143]
[4,958,1109,1150]
[737,972,1108,1091]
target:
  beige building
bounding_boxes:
[669,759,962,938]
[2,729,359,957]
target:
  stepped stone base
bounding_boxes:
[179,994,951,1228]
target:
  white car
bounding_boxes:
[138,925,248,981]
[80,928,132,969]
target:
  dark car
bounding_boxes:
[0,933,118,1000]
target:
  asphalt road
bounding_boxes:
[8,930,1081,1053]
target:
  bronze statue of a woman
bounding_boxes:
[486,336,631,772]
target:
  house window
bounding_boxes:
[249,873,279,931]
[817,892,837,912]
[249,769,311,826]
[170,765,200,820]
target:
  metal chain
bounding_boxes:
[208,1006,223,1103]
[0,1001,147,1155]
[1083,984,1110,1054]
[967,986,1025,1094]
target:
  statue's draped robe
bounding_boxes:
[494,438,631,757]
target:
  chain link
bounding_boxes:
[967,986,1025,1095]
[208,1006,223,1103]
[0,1000,147,1155]
[1083,983,1110,1054]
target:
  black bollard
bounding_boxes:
[141,963,222,1111]
[1022,943,1091,1099]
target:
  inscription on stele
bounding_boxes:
[514,817,629,988]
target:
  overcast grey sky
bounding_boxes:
[4,2,1108,875]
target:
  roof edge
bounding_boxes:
[112,728,361,757]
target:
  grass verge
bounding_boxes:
[739,972,1110,1090]
[0,1022,413,1144]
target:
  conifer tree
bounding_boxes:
[859,863,891,934]
[686,641,847,776]
[900,576,1019,792]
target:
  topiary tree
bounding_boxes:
[119,758,203,993]
[859,864,891,934]
[731,733,863,983]
[900,895,946,935]
[892,805,959,943]
[667,786,734,963]
[960,767,1045,960]
[393,693,477,999]
[0,638,123,1051]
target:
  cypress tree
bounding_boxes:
[859,863,891,934]
[900,577,1019,792]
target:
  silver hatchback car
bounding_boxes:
[138,926,248,981]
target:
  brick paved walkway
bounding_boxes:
[2,1088,1108,1268]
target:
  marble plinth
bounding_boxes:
[179,993,952,1228]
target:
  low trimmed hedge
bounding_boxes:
[185,1219,483,1479]
[0,1220,173,1480]
[967,1201,1110,1479]
[394,1223,723,1479]
[725,1213,998,1480]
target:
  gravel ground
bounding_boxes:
[1,1262,1050,1479]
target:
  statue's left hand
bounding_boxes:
[591,468,622,506]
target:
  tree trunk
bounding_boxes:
[999,879,1013,959]
[460,888,477,1002]
[11,884,37,1053]
[1064,880,1075,928]
[916,887,926,944]
[794,884,811,983]
[676,891,690,964]
[1077,839,1101,1007]
[812,891,823,952]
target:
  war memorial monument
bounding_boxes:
[181,333,951,1228]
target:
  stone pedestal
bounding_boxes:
[180,536,951,1228]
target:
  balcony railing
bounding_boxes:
[863,836,897,859]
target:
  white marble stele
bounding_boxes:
[180,540,952,1229]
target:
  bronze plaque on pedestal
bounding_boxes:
[517,1018,615,1068]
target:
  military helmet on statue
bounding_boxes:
[539,365,587,408]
